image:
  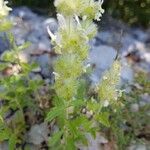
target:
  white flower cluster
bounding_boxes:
[0,0,12,18]
[54,0,104,21]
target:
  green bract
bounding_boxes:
[98,61,121,107]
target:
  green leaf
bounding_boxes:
[89,127,97,138]
[0,129,10,141]
[76,79,87,99]
[87,101,102,113]
[65,136,76,150]
[48,130,63,147]
[1,51,16,62]
[46,106,65,122]
[68,115,90,140]
[17,42,31,51]
[0,63,8,71]
[95,112,110,127]
[28,80,42,90]
[21,62,39,73]
[69,99,85,107]
[9,134,17,150]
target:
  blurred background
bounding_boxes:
[9,0,150,28]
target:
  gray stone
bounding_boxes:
[0,141,8,150]
[128,144,148,150]
[120,61,134,84]
[135,145,147,150]
[139,93,150,107]
[79,133,108,150]
[132,29,149,42]
[44,78,51,84]
[89,45,117,83]
[121,34,137,53]
[7,6,53,59]
[35,54,53,78]
[41,67,51,78]
[43,18,58,33]
[31,74,43,81]
[10,7,37,20]
[36,54,50,67]
[37,39,51,51]
[27,123,49,145]
[0,34,10,54]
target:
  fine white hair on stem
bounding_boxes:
[52,72,60,79]
[47,25,56,41]
[57,13,67,29]
[99,0,104,4]
[74,15,81,27]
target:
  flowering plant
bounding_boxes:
[46,0,122,149]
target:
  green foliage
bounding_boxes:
[134,72,150,94]
[0,36,42,147]
[0,1,42,148]
[104,71,150,150]
[104,0,150,27]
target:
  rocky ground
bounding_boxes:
[0,7,150,150]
